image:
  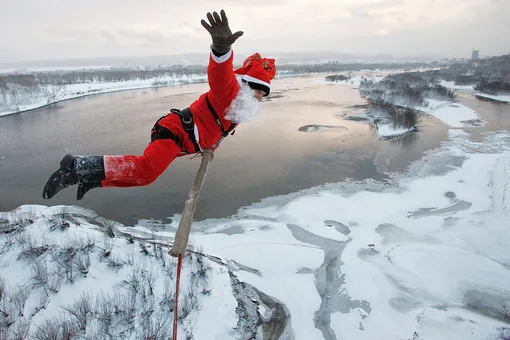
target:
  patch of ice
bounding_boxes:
[420,100,482,128]
[376,124,416,139]
[476,93,510,103]
[440,81,475,92]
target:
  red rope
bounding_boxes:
[172,254,183,340]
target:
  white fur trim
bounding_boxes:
[241,74,271,89]
[210,45,232,64]
[193,124,202,151]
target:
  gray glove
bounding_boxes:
[201,10,243,54]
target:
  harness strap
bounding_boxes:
[151,116,181,145]
[173,108,201,154]
[205,94,237,137]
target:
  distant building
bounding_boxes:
[472,49,480,60]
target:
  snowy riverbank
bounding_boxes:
[0,75,208,117]
[3,124,509,339]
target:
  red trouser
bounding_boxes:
[100,114,195,188]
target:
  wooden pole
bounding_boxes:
[170,149,214,257]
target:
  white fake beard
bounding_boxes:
[225,79,261,123]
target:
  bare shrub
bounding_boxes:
[139,242,149,256]
[98,218,116,238]
[162,253,177,280]
[49,206,71,231]
[9,317,30,340]
[47,270,62,293]
[31,291,50,317]
[102,237,113,257]
[106,254,125,270]
[196,254,211,282]
[494,326,510,340]
[61,293,93,331]
[10,286,29,317]
[0,277,15,329]
[32,315,79,340]
[110,290,136,326]
[137,308,171,340]
[51,247,78,283]
[160,278,176,312]
[30,260,61,293]
[30,261,49,289]
[501,300,510,323]
[14,229,35,247]
[179,287,197,320]
[74,252,91,275]
[96,292,114,336]
[123,268,141,296]
[142,269,158,297]
[11,208,37,230]
[18,245,49,261]
[64,235,95,253]
[184,319,197,340]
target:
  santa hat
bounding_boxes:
[234,53,276,96]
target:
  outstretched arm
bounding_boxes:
[201,10,243,113]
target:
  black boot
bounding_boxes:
[77,182,101,200]
[42,154,105,200]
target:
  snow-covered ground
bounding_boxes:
[440,81,510,103]
[439,81,476,92]
[476,93,510,103]
[2,71,510,339]
[0,75,208,117]
[321,75,385,87]
[376,124,416,139]
[2,129,509,339]
[116,126,510,340]
[418,99,484,128]
[0,205,243,339]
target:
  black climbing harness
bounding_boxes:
[150,94,237,154]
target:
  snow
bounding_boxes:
[110,125,510,339]
[440,81,475,92]
[0,74,208,117]
[2,73,510,339]
[0,65,115,74]
[321,76,385,87]
[418,99,483,128]
[0,205,238,339]
[2,128,510,339]
[476,93,510,103]
[376,124,415,139]
[439,81,510,103]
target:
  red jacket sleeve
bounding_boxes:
[207,47,240,119]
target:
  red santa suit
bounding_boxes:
[100,48,276,188]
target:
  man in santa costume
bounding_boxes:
[42,9,276,200]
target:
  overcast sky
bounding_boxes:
[2,0,509,63]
